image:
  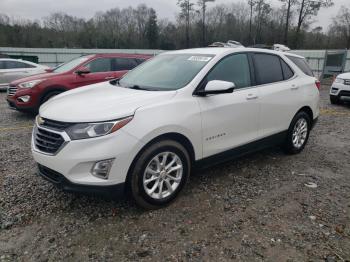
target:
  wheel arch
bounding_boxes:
[124,132,196,193]
[296,106,314,123]
[39,86,68,104]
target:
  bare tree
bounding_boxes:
[197,0,215,46]
[280,0,297,45]
[248,0,257,44]
[177,0,195,48]
[294,0,333,48]
[254,0,271,44]
[329,6,350,49]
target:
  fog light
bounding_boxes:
[91,159,114,179]
[17,95,30,103]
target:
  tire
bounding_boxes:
[41,91,63,105]
[129,140,191,209]
[283,111,311,154]
[330,96,340,105]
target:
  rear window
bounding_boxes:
[253,53,284,85]
[280,59,294,80]
[4,61,35,69]
[286,56,314,77]
[114,58,138,71]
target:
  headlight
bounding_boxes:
[334,78,345,84]
[66,116,133,140]
[18,79,46,89]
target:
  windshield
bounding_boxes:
[53,56,92,73]
[119,54,214,91]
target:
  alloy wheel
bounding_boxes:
[143,152,183,200]
[292,118,308,149]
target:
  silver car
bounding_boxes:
[0,59,50,91]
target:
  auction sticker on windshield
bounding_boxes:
[188,56,212,62]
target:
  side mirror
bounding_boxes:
[75,67,90,75]
[45,68,53,73]
[196,80,235,96]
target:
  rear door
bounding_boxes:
[253,53,299,138]
[113,58,140,79]
[197,53,260,157]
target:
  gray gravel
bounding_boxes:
[0,86,350,261]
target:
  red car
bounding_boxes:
[7,53,152,112]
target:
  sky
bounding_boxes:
[0,0,349,30]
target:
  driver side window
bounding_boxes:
[85,58,113,73]
[207,54,251,89]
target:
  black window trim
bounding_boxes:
[285,54,313,77]
[193,51,255,96]
[251,52,297,87]
[82,57,114,73]
[279,56,296,80]
[193,51,298,96]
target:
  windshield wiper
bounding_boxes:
[109,78,120,86]
[126,85,152,91]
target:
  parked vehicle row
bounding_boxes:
[6,53,152,112]
[330,72,350,104]
[29,48,320,209]
[0,58,50,91]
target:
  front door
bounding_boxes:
[196,53,260,158]
[73,57,117,87]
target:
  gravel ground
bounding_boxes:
[0,86,349,261]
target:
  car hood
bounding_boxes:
[11,72,60,85]
[39,82,177,122]
[338,72,350,80]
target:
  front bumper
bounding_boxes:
[32,125,145,189]
[6,86,40,111]
[330,83,350,101]
[38,164,125,197]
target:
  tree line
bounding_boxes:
[0,0,349,50]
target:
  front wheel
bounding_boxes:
[283,111,311,154]
[330,96,341,105]
[129,140,191,209]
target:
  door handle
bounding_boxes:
[291,85,299,90]
[246,94,258,100]
[105,76,114,80]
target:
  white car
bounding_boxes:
[0,59,50,91]
[32,48,320,209]
[330,72,350,104]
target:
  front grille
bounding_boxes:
[344,79,350,85]
[34,127,65,155]
[40,118,72,131]
[38,164,62,183]
[339,90,350,97]
[7,86,18,96]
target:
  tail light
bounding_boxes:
[315,80,321,90]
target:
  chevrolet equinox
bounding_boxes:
[32,48,320,209]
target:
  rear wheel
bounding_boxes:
[129,140,191,209]
[284,111,311,154]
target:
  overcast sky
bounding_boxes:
[1,0,349,30]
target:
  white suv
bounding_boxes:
[330,72,350,104]
[32,48,320,209]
